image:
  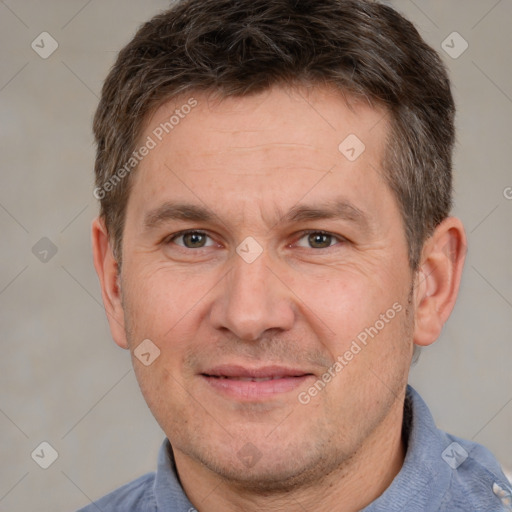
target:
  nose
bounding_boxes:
[209,250,295,341]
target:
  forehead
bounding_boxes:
[146,86,387,156]
[127,85,393,226]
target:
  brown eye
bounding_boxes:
[183,232,207,248]
[307,232,334,249]
[171,231,213,248]
[294,231,344,250]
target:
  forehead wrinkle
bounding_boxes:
[190,143,321,159]
[226,142,317,152]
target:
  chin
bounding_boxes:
[186,433,347,493]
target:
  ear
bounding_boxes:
[91,217,129,349]
[413,217,467,347]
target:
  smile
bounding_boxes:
[200,365,314,400]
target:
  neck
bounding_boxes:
[174,393,407,512]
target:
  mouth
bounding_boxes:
[200,365,315,400]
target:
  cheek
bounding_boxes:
[132,358,196,439]
[122,264,206,339]
[289,269,403,350]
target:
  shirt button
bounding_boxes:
[492,482,512,509]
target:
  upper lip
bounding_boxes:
[201,364,313,379]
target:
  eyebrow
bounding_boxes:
[142,198,372,233]
[283,200,370,228]
[143,203,215,231]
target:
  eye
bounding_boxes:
[295,231,344,249]
[169,231,216,249]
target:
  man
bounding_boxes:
[85,0,511,510]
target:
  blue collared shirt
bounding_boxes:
[77,386,512,511]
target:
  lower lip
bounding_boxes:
[201,375,313,400]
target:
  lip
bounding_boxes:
[200,364,315,400]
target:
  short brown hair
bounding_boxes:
[93,0,455,270]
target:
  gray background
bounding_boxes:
[0,1,511,510]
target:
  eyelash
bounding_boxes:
[165,229,347,250]
[295,229,348,248]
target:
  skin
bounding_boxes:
[92,85,467,512]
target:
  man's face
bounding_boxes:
[119,86,415,487]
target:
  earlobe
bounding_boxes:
[91,217,129,349]
[413,217,467,347]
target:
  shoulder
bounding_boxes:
[438,432,512,511]
[76,472,156,512]
[397,386,512,511]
